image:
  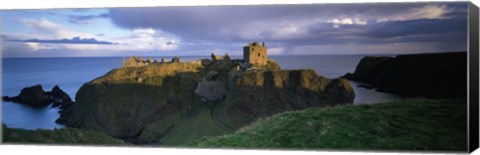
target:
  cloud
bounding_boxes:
[68,13,109,24]
[377,4,459,22]
[25,42,42,51]
[1,2,469,57]
[268,47,286,55]
[18,18,95,39]
[289,42,466,55]
[115,28,180,51]
[3,18,179,53]
[11,37,117,45]
[362,17,467,39]
[108,5,333,41]
[327,18,367,28]
[108,3,467,45]
[166,41,175,45]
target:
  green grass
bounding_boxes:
[2,125,126,145]
[138,101,231,146]
[191,99,467,151]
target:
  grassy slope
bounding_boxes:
[192,99,467,151]
[138,101,230,146]
[3,125,126,145]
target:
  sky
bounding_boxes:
[0,2,469,57]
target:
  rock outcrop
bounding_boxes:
[2,84,74,108]
[221,69,355,128]
[47,85,74,107]
[343,52,467,98]
[2,84,50,107]
[45,85,76,124]
[2,84,76,124]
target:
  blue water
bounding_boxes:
[270,55,404,104]
[1,55,403,130]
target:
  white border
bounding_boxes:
[0,0,478,155]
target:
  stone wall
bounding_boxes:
[243,42,267,65]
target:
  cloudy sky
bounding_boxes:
[1,2,468,57]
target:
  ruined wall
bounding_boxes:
[124,56,149,67]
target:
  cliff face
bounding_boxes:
[221,69,355,128]
[66,62,204,139]
[343,52,467,98]
[65,59,354,143]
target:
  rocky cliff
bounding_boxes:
[343,52,467,98]
[220,69,354,128]
[3,85,52,107]
[65,62,204,139]
[2,85,74,108]
[64,59,354,143]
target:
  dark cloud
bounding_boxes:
[1,34,12,41]
[108,2,467,48]
[166,41,175,45]
[361,18,467,39]
[68,13,109,24]
[108,4,383,40]
[3,2,469,57]
[10,37,117,45]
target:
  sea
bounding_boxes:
[1,55,404,130]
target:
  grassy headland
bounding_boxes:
[2,124,126,145]
[192,99,467,152]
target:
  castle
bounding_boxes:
[243,42,267,65]
[123,41,268,67]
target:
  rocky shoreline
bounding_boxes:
[2,84,75,124]
[343,52,467,99]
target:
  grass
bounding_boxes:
[191,99,467,152]
[138,101,231,146]
[2,125,126,145]
[94,61,203,84]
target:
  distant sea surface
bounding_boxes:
[2,55,403,130]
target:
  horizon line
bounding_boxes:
[0,51,467,59]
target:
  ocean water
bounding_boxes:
[1,55,403,130]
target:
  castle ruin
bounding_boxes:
[123,56,181,67]
[123,56,149,67]
[243,42,267,65]
[211,53,231,62]
[123,41,268,68]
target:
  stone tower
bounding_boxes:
[243,42,267,65]
[172,56,181,63]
